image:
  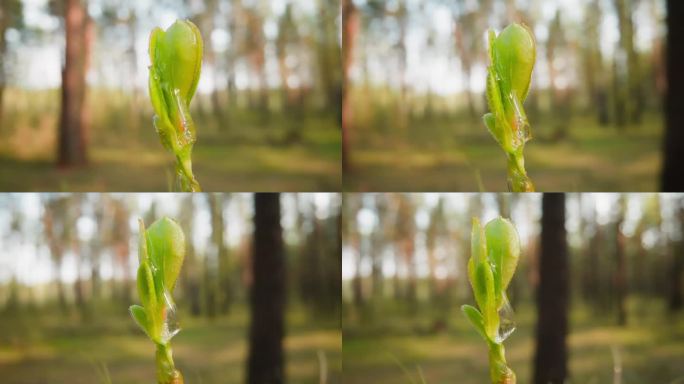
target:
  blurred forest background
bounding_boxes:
[0,193,341,383]
[0,0,341,191]
[342,0,679,191]
[342,193,684,383]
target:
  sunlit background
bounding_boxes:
[342,193,684,383]
[0,0,341,191]
[344,0,666,191]
[0,193,341,383]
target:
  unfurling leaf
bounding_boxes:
[484,217,521,296]
[491,24,535,105]
[145,217,186,293]
[129,304,150,336]
[461,304,488,342]
[137,261,157,312]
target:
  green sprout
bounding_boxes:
[129,217,186,384]
[461,217,520,384]
[483,23,536,192]
[149,20,203,192]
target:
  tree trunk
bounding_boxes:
[342,0,359,173]
[614,195,628,325]
[534,193,569,384]
[662,0,684,191]
[352,243,364,307]
[0,51,4,132]
[669,203,684,311]
[614,0,642,124]
[208,194,231,315]
[248,193,285,384]
[58,0,88,167]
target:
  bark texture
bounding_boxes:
[534,193,569,384]
[248,193,285,384]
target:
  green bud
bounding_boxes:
[463,217,521,384]
[149,20,203,192]
[145,217,186,293]
[483,23,536,192]
[131,217,187,383]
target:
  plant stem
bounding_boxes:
[156,342,183,384]
[506,149,534,192]
[175,151,201,192]
[488,341,516,384]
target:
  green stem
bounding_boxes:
[175,150,201,192]
[488,341,516,384]
[156,343,183,384]
[506,149,534,192]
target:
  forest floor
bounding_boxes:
[0,305,341,384]
[0,88,341,191]
[345,113,663,192]
[342,300,684,384]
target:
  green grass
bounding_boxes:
[342,299,684,384]
[0,304,341,383]
[345,105,663,192]
[0,88,341,191]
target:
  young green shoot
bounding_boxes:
[129,217,186,384]
[462,217,521,384]
[483,24,536,192]
[149,20,203,192]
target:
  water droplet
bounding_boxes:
[160,290,180,343]
[509,93,531,145]
[496,294,516,343]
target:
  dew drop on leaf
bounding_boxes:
[509,93,531,145]
[160,290,181,344]
[496,294,516,343]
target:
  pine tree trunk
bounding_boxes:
[248,193,285,384]
[534,193,569,384]
[58,0,88,167]
[342,0,358,173]
[662,0,684,190]
[614,196,628,325]
[669,204,684,311]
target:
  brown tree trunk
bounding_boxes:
[208,194,231,314]
[58,0,88,167]
[534,193,569,384]
[248,193,285,384]
[669,203,684,311]
[179,195,202,316]
[662,0,684,191]
[614,195,628,325]
[197,0,223,121]
[342,0,358,174]
[352,241,364,307]
[0,1,8,132]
